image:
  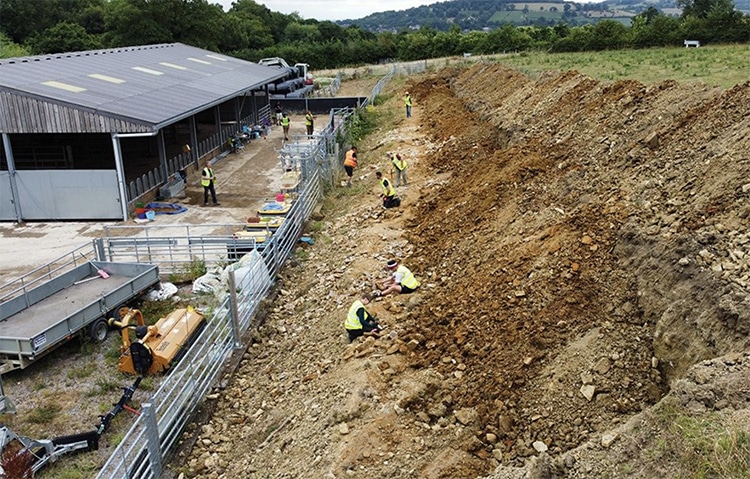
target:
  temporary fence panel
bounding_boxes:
[92,68,397,479]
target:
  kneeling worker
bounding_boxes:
[376,259,420,297]
[345,292,381,343]
[375,171,399,208]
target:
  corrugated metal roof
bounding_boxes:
[0,43,286,129]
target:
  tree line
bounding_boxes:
[0,0,748,68]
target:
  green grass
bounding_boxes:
[307,220,324,233]
[637,399,750,478]
[89,377,122,396]
[493,44,750,88]
[27,403,62,424]
[43,453,102,479]
[67,363,97,379]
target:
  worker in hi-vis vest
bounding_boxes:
[201,160,219,206]
[305,110,314,137]
[376,171,399,209]
[390,152,407,187]
[280,113,290,141]
[404,91,412,118]
[343,146,358,186]
[344,292,381,342]
[375,259,419,297]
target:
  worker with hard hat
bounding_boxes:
[375,259,420,297]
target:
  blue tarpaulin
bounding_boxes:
[146,203,188,215]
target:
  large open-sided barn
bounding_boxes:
[0,43,285,221]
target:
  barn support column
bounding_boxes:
[262,86,269,123]
[234,96,241,126]
[254,90,260,124]
[2,133,23,222]
[158,129,167,182]
[188,115,198,169]
[214,105,222,141]
[112,131,159,221]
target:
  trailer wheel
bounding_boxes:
[89,319,109,343]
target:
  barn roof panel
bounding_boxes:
[0,43,285,129]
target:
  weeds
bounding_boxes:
[27,403,62,424]
[170,257,207,283]
[90,377,121,395]
[139,300,183,325]
[138,376,155,391]
[307,220,324,233]
[295,249,310,262]
[187,257,207,279]
[347,107,379,144]
[67,363,96,379]
[648,400,750,478]
[109,432,125,447]
[43,454,101,479]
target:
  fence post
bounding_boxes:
[227,270,243,349]
[0,375,15,414]
[142,403,163,477]
[94,237,106,261]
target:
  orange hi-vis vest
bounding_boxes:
[344,149,358,168]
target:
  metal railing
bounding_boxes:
[126,106,272,207]
[368,66,396,106]
[93,129,332,479]
[90,73,389,479]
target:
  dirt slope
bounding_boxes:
[179,65,750,479]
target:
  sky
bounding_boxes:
[216,0,440,22]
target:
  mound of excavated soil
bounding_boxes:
[177,64,750,479]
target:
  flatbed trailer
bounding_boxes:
[0,261,159,374]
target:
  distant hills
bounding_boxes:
[338,0,750,31]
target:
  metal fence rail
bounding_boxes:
[90,72,391,479]
[0,242,98,304]
[93,118,332,479]
[127,105,272,208]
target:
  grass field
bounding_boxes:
[469,44,750,89]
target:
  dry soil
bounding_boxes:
[172,65,750,479]
[5,64,750,479]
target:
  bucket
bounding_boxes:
[275,192,285,202]
[145,210,156,221]
[137,212,146,219]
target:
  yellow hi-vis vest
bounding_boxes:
[405,94,412,106]
[345,300,371,330]
[392,155,407,171]
[380,178,395,198]
[281,116,290,127]
[305,113,314,126]
[397,265,419,289]
[201,167,214,187]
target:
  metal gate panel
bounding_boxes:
[14,170,121,220]
[0,172,14,220]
